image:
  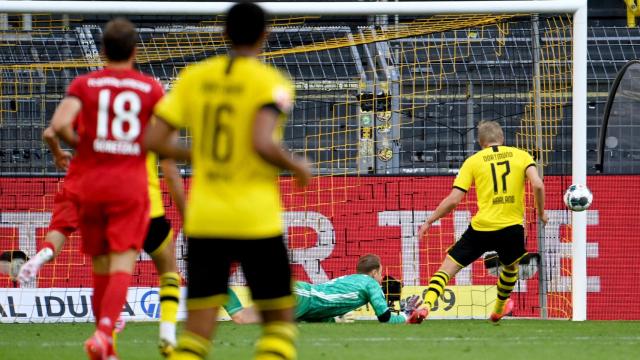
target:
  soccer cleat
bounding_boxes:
[84,330,113,360]
[114,317,126,333]
[159,322,177,357]
[159,338,175,358]
[407,308,428,324]
[112,317,126,353]
[17,259,39,284]
[490,298,514,323]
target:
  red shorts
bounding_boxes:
[78,196,150,256]
[49,188,79,237]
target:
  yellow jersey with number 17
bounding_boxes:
[453,145,536,231]
[154,55,294,239]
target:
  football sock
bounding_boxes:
[97,271,132,335]
[255,321,298,360]
[424,270,450,308]
[159,272,181,324]
[494,267,518,314]
[32,241,55,266]
[171,330,211,360]
[92,272,109,321]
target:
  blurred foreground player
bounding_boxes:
[145,3,311,359]
[50,18,164,359]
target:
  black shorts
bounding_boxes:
[143,216,172,256]
[186,235,295,311]
[448,224,527,267]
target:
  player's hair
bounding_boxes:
[102,18,137,62]
[226,2,268,46]
[356,254,381,274]
[477,120,504,146]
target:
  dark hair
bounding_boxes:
[226,2,268,46]
[356,254,381,274]
[102,18,137,61]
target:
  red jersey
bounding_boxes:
[67,68,164,202]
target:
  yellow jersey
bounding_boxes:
[453,145,536,231]
[146,152,165,218]
[154,55,294,238]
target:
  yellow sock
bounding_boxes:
[255,321,298,360]
[494,267,518,314]
[159,272,181,324]
[424,270,450,308]
[169,331,210,360]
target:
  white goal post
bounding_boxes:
[0,0,589,321]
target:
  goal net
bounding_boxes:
[0,1,600,323]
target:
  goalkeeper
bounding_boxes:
[240,254,426,324]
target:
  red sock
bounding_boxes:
[97,271,132,335]
[92,273,109,322]
[40,241,56,252]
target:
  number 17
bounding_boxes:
[490,160,510,194]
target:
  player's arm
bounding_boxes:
[42,126,72,171]
[253,107,311,187]
[144,117,191,162]
[366,282,408,324]
[418,188,466,239]
[50,97,82,147]
[159,152,186,219]
[526,165,548,225]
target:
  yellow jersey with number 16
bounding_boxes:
[154,55,294,239]
[453,145,536,231]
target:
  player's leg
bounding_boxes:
[424,226,487,311]
[18,189,77,284]
[490,225,527,322]
[85,196,148,358]
[77,200,115,359]
[18,230,67,284]
[85,249,138,360]
[240,236,297,360]
[143,216,180,354]
[169,238,231,360]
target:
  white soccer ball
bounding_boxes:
[563,184,593,212]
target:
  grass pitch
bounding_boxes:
[1,320,639,359]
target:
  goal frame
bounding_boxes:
[0,0,589,321]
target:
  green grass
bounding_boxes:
[1,320,639,359]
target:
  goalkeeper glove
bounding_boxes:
[334,312,356,323]
[400,295,427,324]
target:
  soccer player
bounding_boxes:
[418,120,548,323]
[236,254,427,324]
[19,126,185,356]
[49,18,165,359]
[144,3,311,359]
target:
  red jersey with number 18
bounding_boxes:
[68,68,164,201]
[66,68,164,256]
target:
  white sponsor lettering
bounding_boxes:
[0,287,188,323]
[378,211,438,286]
[0,212,51,288]
[87,77,152,93]
[93,138,141,155]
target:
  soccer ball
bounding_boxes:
[563,184,593,212]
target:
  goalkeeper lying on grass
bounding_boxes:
[238,254,426,324]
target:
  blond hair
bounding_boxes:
[477,120,504,146]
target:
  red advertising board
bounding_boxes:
[1,176,638,320]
